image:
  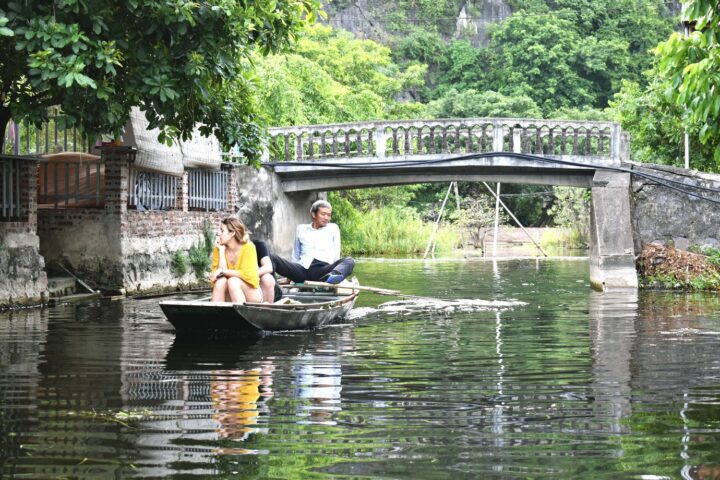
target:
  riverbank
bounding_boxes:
[637,243,720,291]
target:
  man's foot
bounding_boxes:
[322,271,345,285]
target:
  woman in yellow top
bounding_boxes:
[210,217,263,303]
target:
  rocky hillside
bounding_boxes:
[321,0,682,46]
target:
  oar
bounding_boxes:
[303,281,435,300]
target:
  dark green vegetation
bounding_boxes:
[0,0,321,158]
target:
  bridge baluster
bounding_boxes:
[265,118,624,166]
[572,129,579,155]
[585,129,592,155]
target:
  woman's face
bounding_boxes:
[218,224,234,245]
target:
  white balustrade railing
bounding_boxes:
[266,118,623,163]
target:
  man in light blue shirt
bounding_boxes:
[271,200,355,284]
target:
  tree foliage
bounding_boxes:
[480,12,629,115]
[427,88,542,119]
[547,187,591,246]
[0,0,320,157]
[608,78,716,171]
[656,0,720,165]
[253,25,426,126]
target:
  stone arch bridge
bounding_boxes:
[263,118,634,291]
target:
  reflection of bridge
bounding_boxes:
[265,118,636,291]
[265,118,625,192]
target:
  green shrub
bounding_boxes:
[170,251,188,276]
[188,242,212,279]
[339,205,457,256]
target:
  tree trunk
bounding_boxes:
[0,105,12,154]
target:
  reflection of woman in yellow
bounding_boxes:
[211,364,274,441]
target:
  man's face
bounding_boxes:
[312,206,332,228]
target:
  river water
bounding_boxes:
[1,258,719,479]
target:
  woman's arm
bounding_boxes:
[210,244,227,282]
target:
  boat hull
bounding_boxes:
[159,289,358,335]
[235,294,357,331]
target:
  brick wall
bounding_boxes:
[125,210,226,238]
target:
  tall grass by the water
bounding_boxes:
[540,227,586,249]
[338,206,457,256]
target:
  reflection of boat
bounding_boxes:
[159,282,359,336]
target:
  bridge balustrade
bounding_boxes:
[266,118,621,163]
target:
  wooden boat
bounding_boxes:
[159,281,359,335]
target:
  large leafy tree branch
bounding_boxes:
[0,0,321,159]
[656,0,720,165]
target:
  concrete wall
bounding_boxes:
[628,162,720,252]
[234,165,321,257]
[0,159,48,307]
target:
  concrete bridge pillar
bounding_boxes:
[589,171,638,291]
[374,128,387,159]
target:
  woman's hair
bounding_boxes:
[222,217,250,244]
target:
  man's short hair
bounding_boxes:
[311,199,332,214]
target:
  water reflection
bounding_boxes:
[588,289,638,434]
[1,260,720,479]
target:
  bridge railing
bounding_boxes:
[266,118,623,164]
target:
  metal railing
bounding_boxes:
[0,156,26,218]
[188,168,227,211]
[128,166,178,211]
[3,110,94,156]
[38,158,104,208]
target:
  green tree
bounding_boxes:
[0,0,320,157]
[253,25,426,126]
[548,187,591,246]
[480,12,628,114]
[608,79,714,170]
[455,195,509,249]
[656,0,720,166]
[427,89,543,119]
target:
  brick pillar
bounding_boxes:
[223,163,239,214]
[99,146,136,292]
[102,146,135,219]
[178,170,189,212]
[20,158,39,231]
